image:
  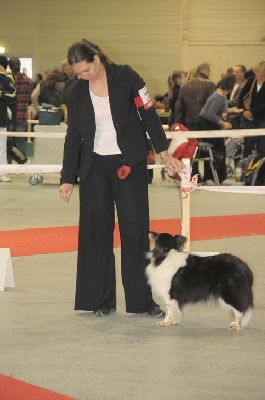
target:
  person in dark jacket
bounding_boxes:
[0,56,17,182]
[59,39,184,317]
[168,70,187,127]
[239,60,265,158]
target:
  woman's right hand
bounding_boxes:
[59,183,74,203]
[223,121,232,130]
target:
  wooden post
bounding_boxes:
[180,158,191,251]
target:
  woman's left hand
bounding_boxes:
[243,110,253,121]
[161,155,185,174]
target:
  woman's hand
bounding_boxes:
[161,154,185,174]
[224,121,232,129]
[59,183,74,203]
[243,110,253,121]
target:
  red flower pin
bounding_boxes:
[117,165,131,179]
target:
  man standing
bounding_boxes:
[227,65,247,129]
[174,62,216,130]
[9,57,33,158]
[0,56,17,182]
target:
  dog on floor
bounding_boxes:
[146,232,254,330]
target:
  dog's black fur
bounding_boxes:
[146,232,254,330]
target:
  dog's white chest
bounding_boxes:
[146,251,188,300]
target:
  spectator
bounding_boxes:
[61,58,75,81]
[197,74,243,184]
[226,64,247,129]
[174,62,216,130]
[168,70,187,127]
[33,73,43,89]
[9,58,33,158]
[31,69,65,116]
[239,60,265,159]
[0,56,17,182]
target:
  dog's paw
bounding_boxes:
[229,321,241,331]
[156,318,172,327]
[171,318,181,325]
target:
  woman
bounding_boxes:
[59,39,184,317]
[31,69,65,116]
[168,70,187,127]
[239,60,265,159]
[197,73,243,184]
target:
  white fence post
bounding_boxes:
[0,248,15,291]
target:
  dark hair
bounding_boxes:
[41,69,65,89]
[36,73,43,81]
[236,64,247,73]
[11,64,21,75]
[0,55,8,69]
[218,73,235,92]
[9,56,21,70]
[67,39,112,71]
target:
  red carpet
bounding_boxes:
[0,374,75,400]
[1,214,265,257]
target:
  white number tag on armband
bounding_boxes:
[134,85,153,110]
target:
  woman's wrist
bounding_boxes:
[160,153,170,164]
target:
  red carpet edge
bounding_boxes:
[1,214,265,257]
[0,374,76,400]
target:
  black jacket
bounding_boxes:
[61,64,168,183]
[239,77,265,120]
[0,72,17,127]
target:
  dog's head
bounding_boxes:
[148,232,187,266]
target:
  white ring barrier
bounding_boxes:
[0,164,62,174]
[1,127,265,139]
[179,158,265,250]
[197,185,265,194]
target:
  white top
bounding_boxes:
[230,83,239,100]
[90,90,121,155]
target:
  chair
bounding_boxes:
[192,142,220,185]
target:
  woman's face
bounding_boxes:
[72,56,102,81]
[255,69,265,83]
[180,73,188,87]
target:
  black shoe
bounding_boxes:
[93,306,111,317]
[145,305,165,318]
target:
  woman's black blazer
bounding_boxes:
[61,63,168,184]
[239,76,265,120]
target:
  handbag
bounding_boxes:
[38,105,63,125]
[243,79,256,111]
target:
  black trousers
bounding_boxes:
[75,153,155,313]
[242,118,265,158]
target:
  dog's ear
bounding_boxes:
[149,231,159,245]
[173,235,187,251]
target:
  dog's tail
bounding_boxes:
[241,307,253,327]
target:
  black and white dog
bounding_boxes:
[146,232,254,330]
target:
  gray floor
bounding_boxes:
[0,168,265,400]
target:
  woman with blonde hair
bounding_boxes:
[239,60,265,158]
